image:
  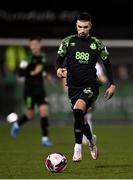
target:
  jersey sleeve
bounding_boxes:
[56,35,74,69]
[57,36,72,57]
[93,37,115,85]
[97,39,109,61]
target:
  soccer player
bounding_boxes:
[61,63,107,144]
[8,36,53,147]
[56,12,116,162]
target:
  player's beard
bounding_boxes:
[79,32,88,38]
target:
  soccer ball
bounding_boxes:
[45,153,67,173]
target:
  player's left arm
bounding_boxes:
[96,63,107,84]
[30,64,43,76]
[102,59,116,101]
[30,53,46,76]
[99,42,116,100]
[97,74,107,84]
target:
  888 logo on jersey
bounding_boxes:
[75,51,90,64]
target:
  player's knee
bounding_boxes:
[73,99,86,112]
[40,113,48,118]
[25,111,34,120]
[40,109,48,117]
[39,105,48,117]
[27,114,34,120]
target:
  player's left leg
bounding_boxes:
[80,87,99,160]
[85,110,93,133]
[82,111,93,144]
[83,113,99,160]
[39,104,53,147]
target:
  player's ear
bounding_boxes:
[76,22,78,29]
[89,22,92,29]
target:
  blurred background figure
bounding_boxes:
[0,2,133,178]
[7,37,53,147]
[117,65,129,82]
[116,64,131,120]
[0,45,27,117]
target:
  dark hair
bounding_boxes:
[77,12,91,21]
[29,36,42,42]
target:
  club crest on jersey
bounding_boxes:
[70,42,76,46]
[90,43,97,50]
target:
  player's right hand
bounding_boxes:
[19,60,28,69]
[57,68,67,78]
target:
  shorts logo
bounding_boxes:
[83,87,93,98]
[90,43,97,50]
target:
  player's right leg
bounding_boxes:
[9,109,34,138]
[89,134,99,160]
[80,87,99,160]
[82,111,93,144]
[8,95,35,138]
[72,99,87,162]
[7,112,19,138]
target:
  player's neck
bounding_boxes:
[78,34,90,39]
[32,52,41,57]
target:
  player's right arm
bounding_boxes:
[56,35,73,78]
[56,38,68,78]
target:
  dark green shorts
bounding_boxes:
[68,86,99,111]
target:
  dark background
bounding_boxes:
[0,0,133,38]
[0,0,133,120]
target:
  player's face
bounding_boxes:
[76,20,92,38]
[29,40,42,56]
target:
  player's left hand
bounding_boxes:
[104,84,116,101]
[19,60,28,69]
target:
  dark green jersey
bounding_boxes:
[19,52,46,88]
[56,34,114,88]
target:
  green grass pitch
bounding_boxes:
[1,125,133,178]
